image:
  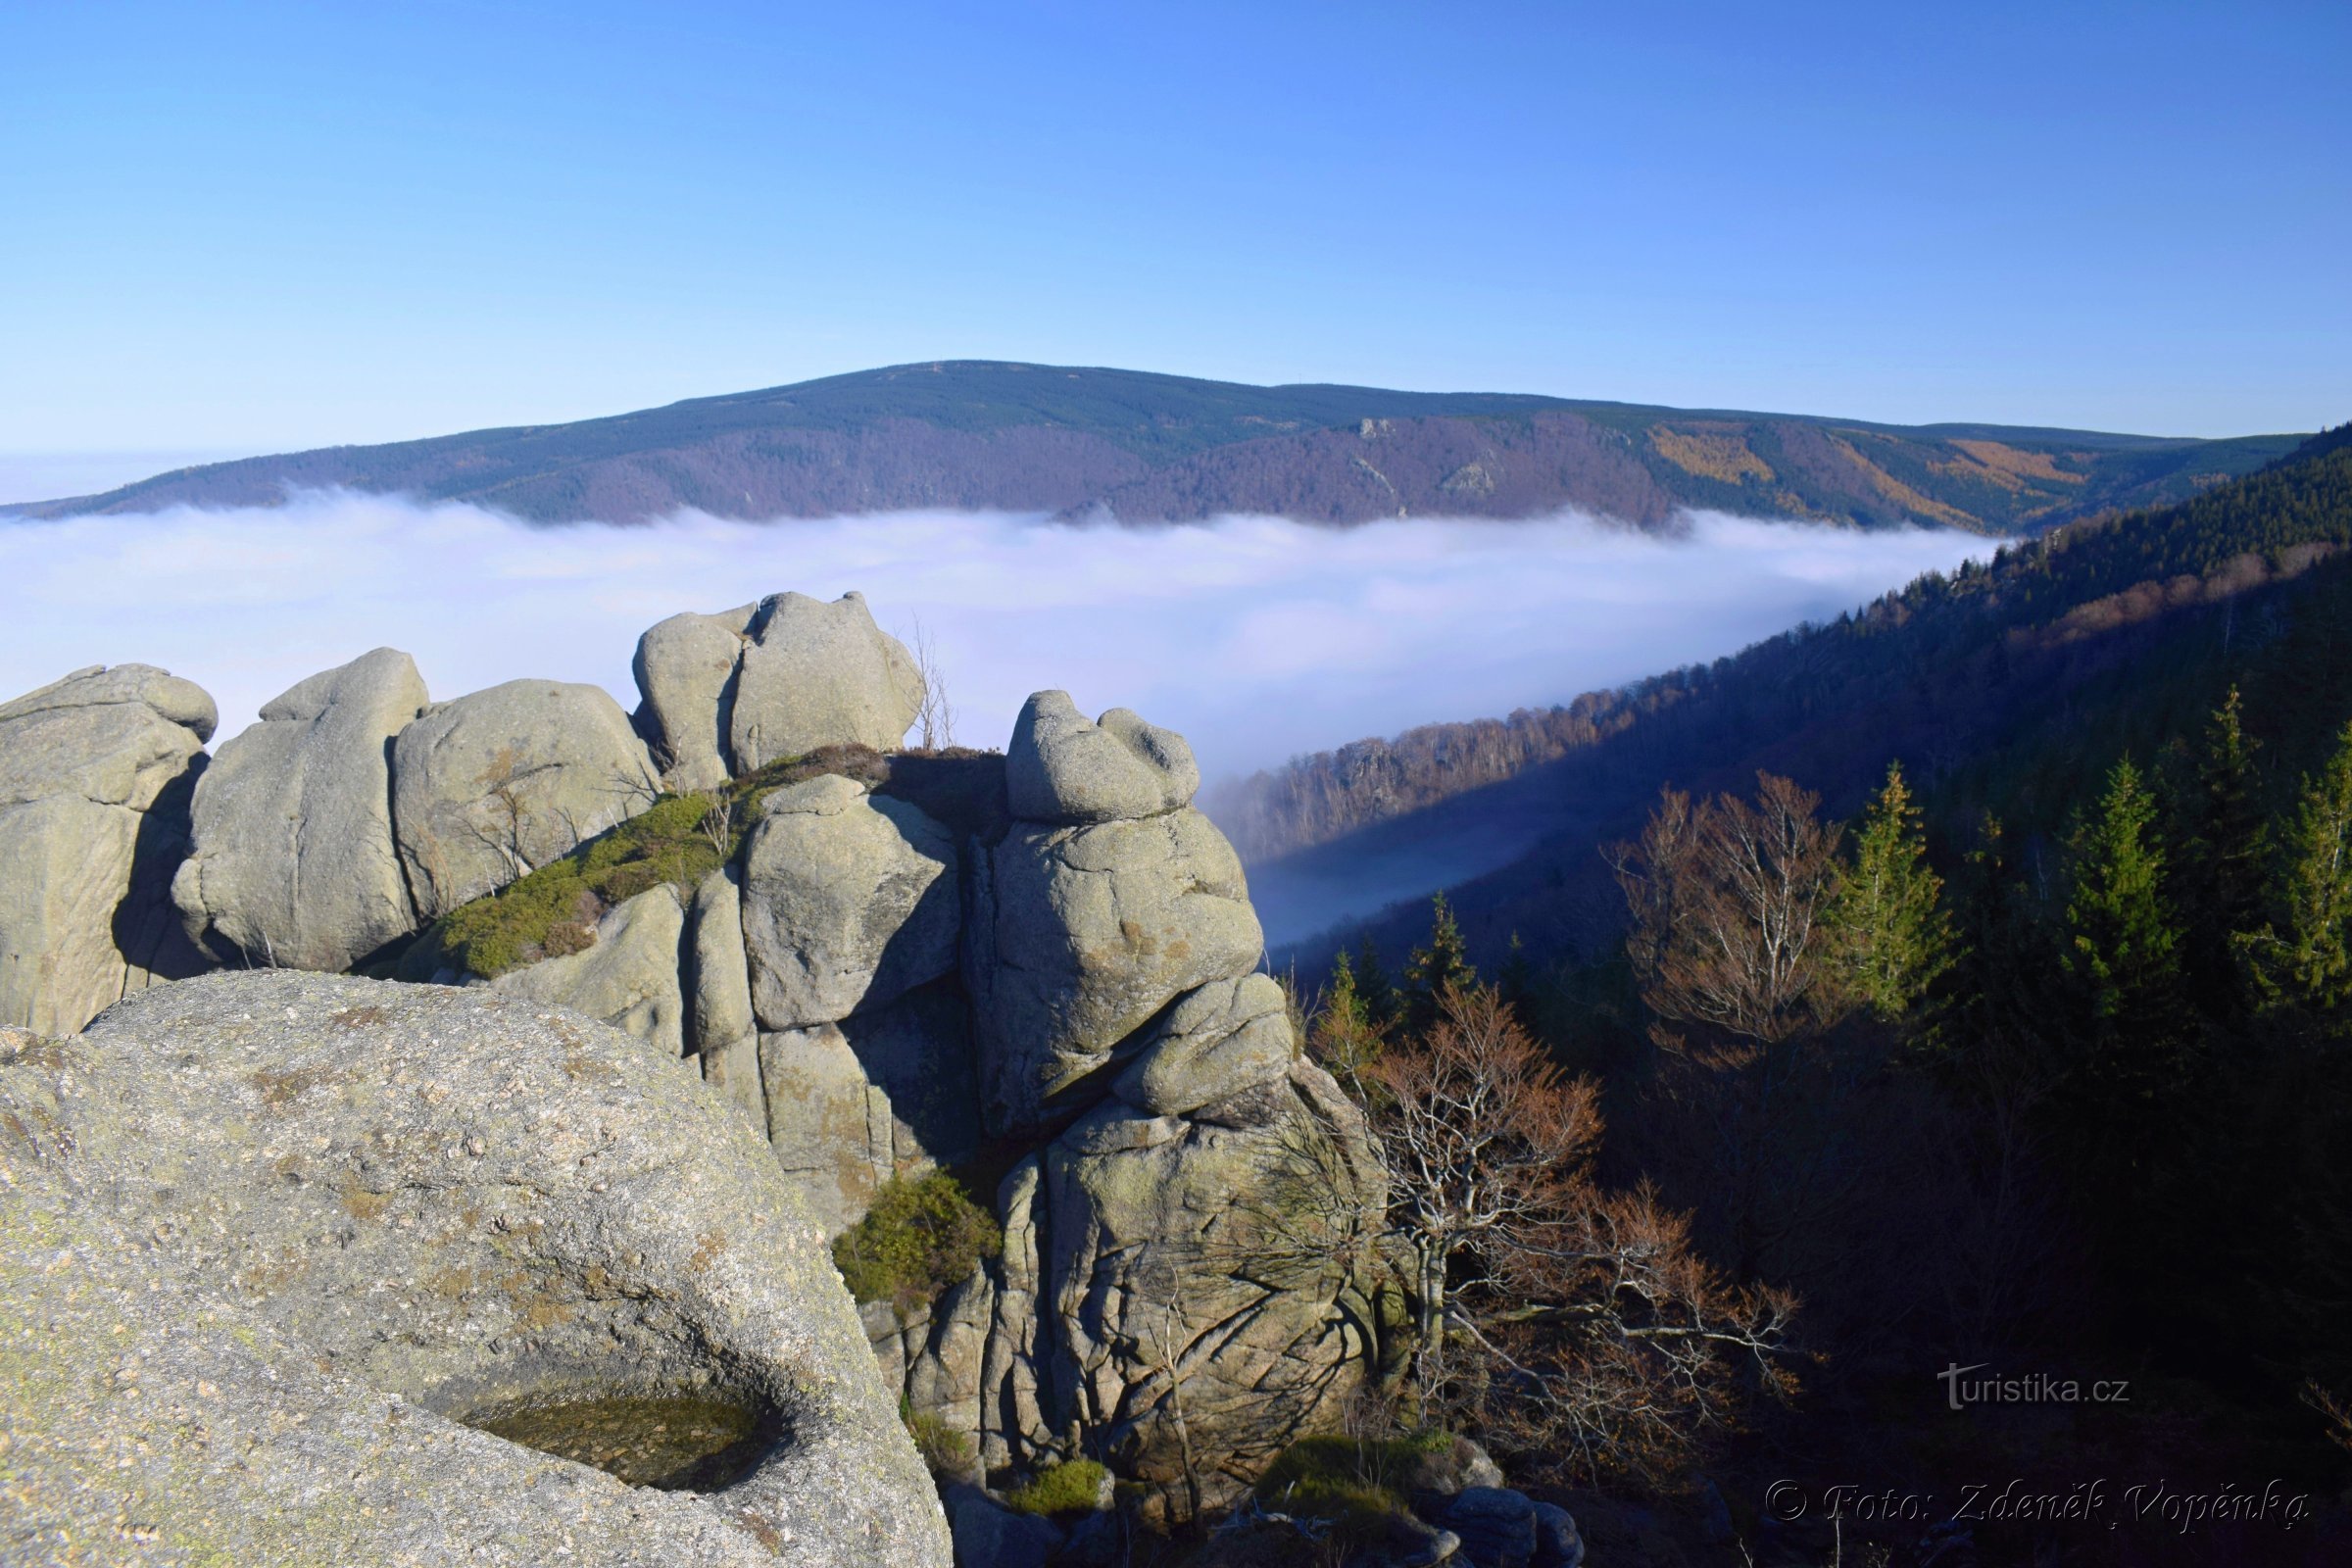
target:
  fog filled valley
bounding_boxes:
[0,493,1993,945]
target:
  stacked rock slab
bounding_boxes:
[0,664,216,1033]
[172,647,429,971]
[902,692,1389,1517]
[632,591,924,791]
[0,972,950,1567]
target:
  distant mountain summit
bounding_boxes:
[10,361,2304,530]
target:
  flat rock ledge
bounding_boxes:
[0,972,950,1568]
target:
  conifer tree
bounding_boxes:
[1827,761,1951,1020]
[2063,757,2188,1090]
[2248,719,2352,1023]
[1403,894,1477,1033]
[2176,688,2268,1009]
[1352,936,1402,1033]
[1309,947,1386,1080]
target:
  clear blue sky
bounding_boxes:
[3,0,2345,458]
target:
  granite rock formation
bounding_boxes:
[0,663,215,1033]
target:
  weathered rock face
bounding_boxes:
[491,884,688,1056]
[965,808,1264,1135]
[172,647,428,971]
[1112,972,1297,1118]
[730,592,924,772]
[689,865,764,1122]
[392,678,661,918]
[758,980,980,1233]
[0,664,216,1033]
[0,972,950,1567]
[633,603,757,792]
[1033,1064,1387,1507]
[1006,690,1200,825]
[740,773,959,1031]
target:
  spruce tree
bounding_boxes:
[1403,893,1477,1034]
[1309,948,1384,1079]
[2178,688,2268,1011]
[1827,761,1952,1021]
[1352,936,1402,1033]
[2253,719,2352,1022]
[2063,757,2187,1092]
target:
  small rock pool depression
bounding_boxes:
[469,1393,779,1492]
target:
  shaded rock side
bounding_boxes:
[633,602,757,792]
[904,1065,1389,1517]
[0,663,216,1033]
[757,980,978,1236]
[171,647,428,971]
[965,808,1263,1135]
[0,972,950,1567]
[392,677,661,918]
[490,884,688,1056]
[741,773,958,1031]
[1005,690,1200,825]
[729,591,924,772]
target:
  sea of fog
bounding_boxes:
[1,491,1993,786]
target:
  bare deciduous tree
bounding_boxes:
[1356,983,1798,1484]
[1612,772,1845,1061]
[906,617,956,752]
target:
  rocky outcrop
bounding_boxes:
[966,808,1264,1136]
[1005,690,1200,824]
[633,603,757,792]
[729,592,924,771]
[172,647,428,971]
[631,592,924,788]
[0,972,950,1567]
[740,773,959,1030]
[491,883,689,1055]
[689,865,764,1121]
[0,664,215,1033]
[392,677,660,918]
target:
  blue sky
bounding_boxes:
[3,0,2345,461]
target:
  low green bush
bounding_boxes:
[1002,1459,1108,1517]
[831,1171,1002,1313]
[397,745,897,981]
[1253,1432,1454,1545]
[901,1399,973,1478]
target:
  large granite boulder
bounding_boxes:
[633,602,757,792]
[965,808,1263,1134]
[490,884,689,1056]
[0,664,216,1033]
[1006,690,1200,825]
[172,647,428,971]
[0,972,950,1566]
[741,773,959,1031]
[730,592,923,772]
[392,678,661,918]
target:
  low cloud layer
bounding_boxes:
[1,492,1994,781]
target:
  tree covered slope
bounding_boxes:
[11,361,2301,529]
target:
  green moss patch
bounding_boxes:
[1253,1433,1454,1544]
[1002,1458,1108,1517]
[831,1170,1002,1314]
[393,744,900,981]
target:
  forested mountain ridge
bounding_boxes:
[8,360,2301,529]
[1274,420,2352,964]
